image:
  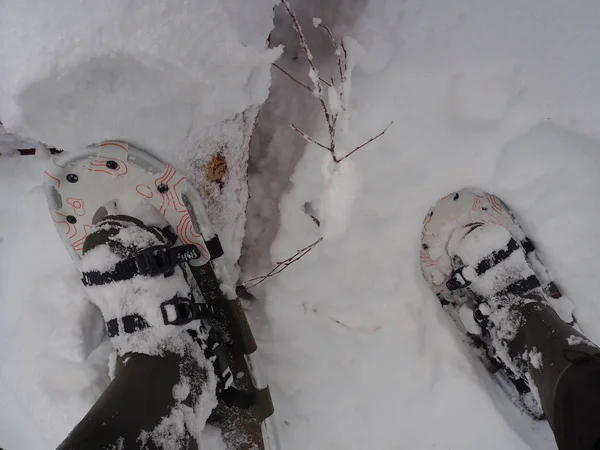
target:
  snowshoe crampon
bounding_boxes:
[44,141,279,449]
[420,188,577,419]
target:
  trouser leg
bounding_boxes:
[511,302,600,450]
[57,352,203,450]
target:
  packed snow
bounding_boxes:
[529,350,543,371]
[0,0,278,448]
[3,0,600,449]
[567,335,593,347]
[252,1,600,449]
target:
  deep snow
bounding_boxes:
[252,1,600,449]
[3,0,600,449]
[0,0,278,448]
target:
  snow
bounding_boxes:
[0,0,281,280]
[251,1,600,450]
[82,234,207,356]
[451,223,537,297]
[0,122,32,154]
[529,349,543,370]
[319,157,361,240]
[458,304,481,336]
[0,0,280,154]
[0,0,278,448]
[567,335,593,347]
[3,0,600,450]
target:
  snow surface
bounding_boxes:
[0,0,281,280]
[3,0,600,449]
[0,0,278,448]
[251,1,600,450]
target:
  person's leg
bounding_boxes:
[57,351,202,450]
[420,189,600,450]
[57,215,222,449]
[511,301,600,450]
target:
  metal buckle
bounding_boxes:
[134,245,176,276]
[446,267,472,291]
[134,245,201,277]
[161,297,198,326]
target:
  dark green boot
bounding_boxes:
[58,215,230,450]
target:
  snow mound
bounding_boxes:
[256,1,600,449]
[0,0,280,154]
[0,1,280,448]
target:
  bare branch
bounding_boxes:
[317,23,336,45]
[319,77,332,87]
[337,121,393,162]
[281,2,389,166]
[280,0,336,156]
[317,23,345,82]
[243,238,323,289]
[341,40,348,74]
[273,63,312,93]
[290,124,333,154]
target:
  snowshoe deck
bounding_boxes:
[44,141,278,449]
[420,188,577,418]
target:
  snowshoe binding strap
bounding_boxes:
[220,386,275,421]
[446,237,520,291]
[82,244,201,286]
[160,297,214,326]
[446,267,473,291]
[106,314,150,338]
[496,274,541,297]
[105,298,214,337]
[475,237,520,275]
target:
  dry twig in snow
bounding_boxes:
[280,0,337,160]
[280,0,391,163]
[243,238,323,289]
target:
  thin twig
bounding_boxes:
[243,238,323,289]
[273,63,312,93]
[290,124,332,153]
[319,77,332,87]
[281,0,336,158]
[337,121,393,162]
[317,23,345,82]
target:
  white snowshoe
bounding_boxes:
[44,141,279,449]
[420,188,578,418]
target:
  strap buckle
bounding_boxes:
[161,297,200,326]
[446,266,472,291]
[135,244,201,276]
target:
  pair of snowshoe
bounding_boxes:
[44,141,594,448]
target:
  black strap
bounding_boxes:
[446,267,473,291]
[521,238,535,254]
[205,236,224,259]
[447,238,523,291]
[106,314,150,338]
[106,298,212,338]
[160,226,179,245]
[476,238,519,275]
[160,297,214,326]
[221,387,259,409]
[82,244,201,286]
[497,275,541,297]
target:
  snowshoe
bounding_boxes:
[420,188,578,419]
[44,141,279,450]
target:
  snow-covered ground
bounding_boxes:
[252,1,600,449]
[0,1,278,448]
[3,0,600,449]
